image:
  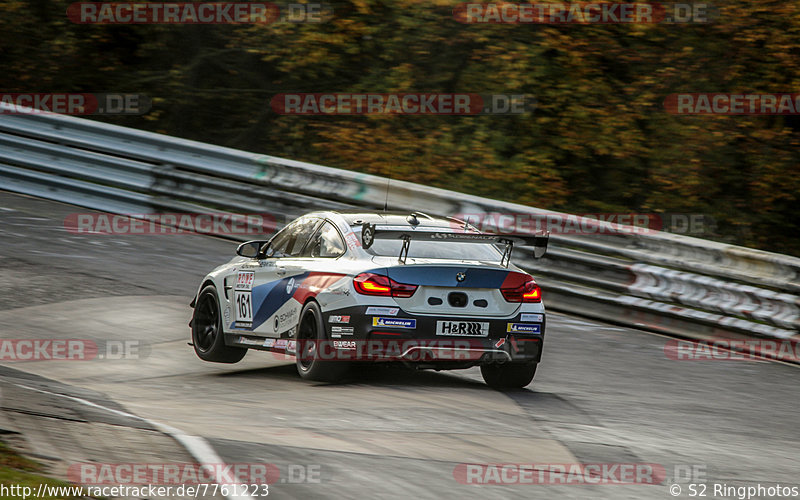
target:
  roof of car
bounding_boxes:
[334,212,459,229]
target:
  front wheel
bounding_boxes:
[295,301,349,382]
[191,285,247,363]
[480,363,537,389]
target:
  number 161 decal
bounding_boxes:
[234,271,254,328]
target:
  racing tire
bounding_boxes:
[295,301,349,382]
[480,363,537,389]
[191,285,247,363]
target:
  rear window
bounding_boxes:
[365,238,502,261]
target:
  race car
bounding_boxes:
[189,211,549,388]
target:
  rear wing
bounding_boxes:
[360,223,549,266]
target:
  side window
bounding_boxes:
[305,222,346,258]
[286,218,321,256]
[264,221,298,258]
[264,218,320,258]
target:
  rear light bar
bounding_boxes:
[501,278,542,303]
[353,272,418,298]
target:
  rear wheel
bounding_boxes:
[295,301,349,382]
[480,363,537,389]
[191,285,247,363]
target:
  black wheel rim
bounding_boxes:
[297,310,318,370]
[195,293,219,352]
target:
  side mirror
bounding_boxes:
[236,240,264,258]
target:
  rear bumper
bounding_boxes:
[322,305,545,365]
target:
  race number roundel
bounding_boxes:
[362,223,376,249]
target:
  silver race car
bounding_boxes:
[189,211,549,388]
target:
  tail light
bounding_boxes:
[501,278,542,303]
[354,273,418,298]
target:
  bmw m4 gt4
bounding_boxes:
[189,211,549,388]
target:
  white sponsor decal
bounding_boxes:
[328,315,351,324]
[234,271,254,327]
[344,231,361,250]
[436,321,489,336]
[366,307,399,316]
[331,326,354,337]
[521,313,543,322]
[235,271,255,290]
[263,338,276,348]
[234,290,253,327]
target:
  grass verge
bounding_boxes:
[0,441,92,499]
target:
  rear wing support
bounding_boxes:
[399,236,411,265]
[500,241,514,268]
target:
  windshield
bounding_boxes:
[365,238,503,261]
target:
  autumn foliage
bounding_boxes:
[1,1,798,254]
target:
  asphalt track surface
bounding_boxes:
[1,191,798,499]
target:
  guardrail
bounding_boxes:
[1,103,798,359]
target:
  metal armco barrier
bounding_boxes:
[1,103,798,360]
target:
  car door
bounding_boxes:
[288,220,355,319]
[246,217,322,339]
[277,220,352,312]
